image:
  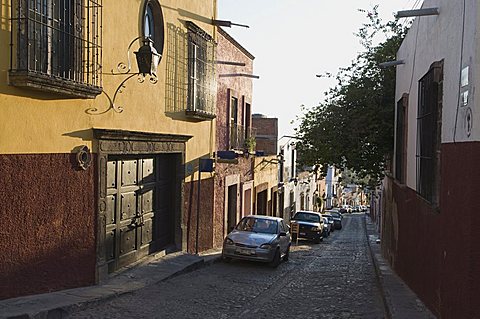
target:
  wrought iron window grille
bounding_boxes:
[395,94,408,184]
[165,22,216,119]
[416,61,443,206]
[9,0,103,98]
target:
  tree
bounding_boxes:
[295,6,407,185]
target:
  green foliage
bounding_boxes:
[244,137,256,153]
[295,6,408,186]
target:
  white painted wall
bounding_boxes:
[325,166,339,209]
[394,0,478,190]
[278,138,297,219]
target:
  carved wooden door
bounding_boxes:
[104,155,174,272]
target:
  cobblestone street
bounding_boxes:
[68,214,385,319]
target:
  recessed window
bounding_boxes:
[186,21,216,118]
[144,4,154,39]
[142,0,164,57]
[395,94,408,184]
[416,61,443,206]
[9,0,102,98]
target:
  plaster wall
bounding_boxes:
[213,158,253,248]
[253,155,278,213]
[0,0,217,168]
[0,154,96,299]
[183,177,215,253]
[295,171,316,212]
[215,28,254,152]
[253,117,278,155]
[395,0,478,190]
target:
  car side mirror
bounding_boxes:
[279,232,287,237]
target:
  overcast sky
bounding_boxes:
[218,0,423,137]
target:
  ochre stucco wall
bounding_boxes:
[253,155,278,212]
[0,0,217,168]
[0,0,218,299]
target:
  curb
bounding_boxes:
[364,215,436,319]
[1,253,222,319]
[364,215,392,319]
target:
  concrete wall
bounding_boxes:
[395,0,478,189]
[386,0,480,316]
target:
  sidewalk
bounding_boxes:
[365,215,436,319]
[0,249,222,319]
[2,220,437,319]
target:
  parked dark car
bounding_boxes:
[322,217,331,237]
[322,214,335,233]
[291,211,324,243]
[222,216,291,267]
[329,212,343,230]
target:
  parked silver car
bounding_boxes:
[222,215,291,267]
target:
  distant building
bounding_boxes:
[213,27,256,245]
[278,137,297,221]
[325,166,341,209]
[252,114,278,155]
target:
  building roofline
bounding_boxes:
[218,27,255,60]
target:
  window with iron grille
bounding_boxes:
[395,94,408,184]
[9,0,102,98]
[416,61,443,206]
[186,21,216,119]
[165,22,216,119]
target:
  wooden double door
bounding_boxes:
[105,155,176,272]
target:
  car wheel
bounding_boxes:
[269,249,281,268]
[283,245,290,262]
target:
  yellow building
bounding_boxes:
[0,0,218,299]
[253,155,279,216]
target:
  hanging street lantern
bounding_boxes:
[134,38,161,77]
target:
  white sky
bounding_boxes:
[218,0,423,137]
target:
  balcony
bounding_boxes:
[217,124,256,152]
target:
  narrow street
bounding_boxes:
[68,214,385,319]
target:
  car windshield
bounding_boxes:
[293,212,320,223]
[330,213,340,218]
[236,217,278,234]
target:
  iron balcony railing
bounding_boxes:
[217,124,256,151]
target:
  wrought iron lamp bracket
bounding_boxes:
[87,36,159,114]
[112,36,143,75]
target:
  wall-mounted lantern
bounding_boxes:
[87,36,162,114]
[134,38,161,76]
